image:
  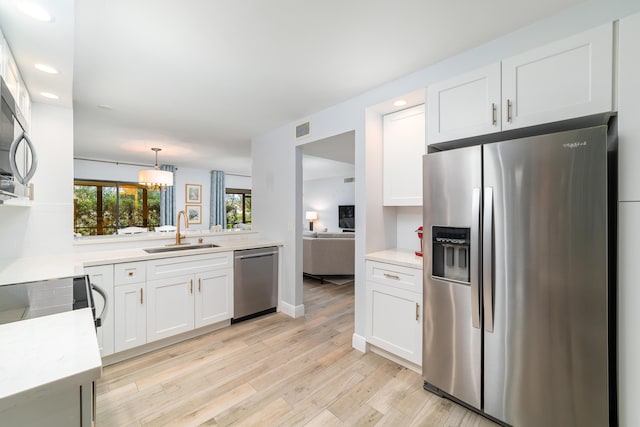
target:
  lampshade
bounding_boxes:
[138,169,173,187]
[139,147,173,188]
[305,211,318,221]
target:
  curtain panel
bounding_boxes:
[210,170,226,228]
[160,164,176,225]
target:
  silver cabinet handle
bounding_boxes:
[198,278,201,292]
[140,288,143,304]
[383,273,400,280]
[483,187,495,333]
[470,188,481,329]
[506,99,513,123]
[491,103,497,126]
[416,302,420,321]
[190,279,193,294]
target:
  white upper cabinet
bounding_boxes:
[427,23,613,144]
[0,32,31,128]
[383,104,425,206]
[618,12,640,202]
[502,23,613,130]
[427,63,501,144]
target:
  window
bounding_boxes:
[74,180,160,235]
[225,188,251,228]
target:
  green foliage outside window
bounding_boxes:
[225,189,251,228]
[74,181,160,235]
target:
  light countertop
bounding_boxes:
[0,308,102,412]
[0,236,282,286]
[365,248,424,269]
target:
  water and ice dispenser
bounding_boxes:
[432,226,471,283]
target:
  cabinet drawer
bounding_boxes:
[366,261,421,293]
[147,252,232,280]
[114,261,146,285]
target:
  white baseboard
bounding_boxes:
[369,345,421,374]
[352,333,368,353]
[279,300,305,318]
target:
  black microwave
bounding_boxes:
[0,76,36,202]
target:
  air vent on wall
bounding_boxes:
[295,121,311,139]
[344,177,355,183]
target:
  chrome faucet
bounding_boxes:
[175,210,189,245]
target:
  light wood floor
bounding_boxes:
[96,277,498,426]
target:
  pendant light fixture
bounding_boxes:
[138,148,173,188]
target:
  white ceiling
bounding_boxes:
[0,0,585,175]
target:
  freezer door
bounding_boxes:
[483,126,609,427]
[422,145,482,409]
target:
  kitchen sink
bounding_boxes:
[143,243,219,253]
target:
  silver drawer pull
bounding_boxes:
[383,273,400,280]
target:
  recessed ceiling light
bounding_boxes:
[40,92,59,100]
[393,100,407,107]
[34,63,59,74]
[98,104,113,110]
[16,2,53,22]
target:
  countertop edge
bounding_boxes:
[0,309,102,412]
[365,248,424,270]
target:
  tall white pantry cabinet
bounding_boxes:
[617,11,640,427]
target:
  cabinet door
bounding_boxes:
[366,281,422,365]
[502,23,612,130]
[147,276,195,342]
[383,104,426,206]
[85,265,115,357]
[618,12,640,202]
[195,268,233,328]
[618,202,640,426]
[114,283,146,352]
[427,63,501,144]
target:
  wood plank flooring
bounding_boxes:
[96,277,498,426]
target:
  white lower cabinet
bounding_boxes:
[146,276,195,342]
[103,252,233,356]
[114,282,146,352]
[195,268,233,328]
[84,265,115,357]
[365,260,422,366]
[145,252,234,343]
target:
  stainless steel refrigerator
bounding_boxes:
[422,124,615,427]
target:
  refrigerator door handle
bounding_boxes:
[470,188,481,329]
[483,187,495,333]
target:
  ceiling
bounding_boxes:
[0,0,585,175]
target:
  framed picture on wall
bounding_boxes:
[186,184,202,203]
[186,204,202,224]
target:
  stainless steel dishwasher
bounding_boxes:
[232,246,278,323]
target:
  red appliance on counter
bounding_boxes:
[415,226,424,257]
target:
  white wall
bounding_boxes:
[303,176,355,232]
[252,0,640,398]
[73,160,251,230]
[226,174,251,190]
[0,103,74,259]
[396,206,422,253]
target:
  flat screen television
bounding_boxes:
[338,205,355,230]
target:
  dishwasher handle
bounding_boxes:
[236,251,278,260]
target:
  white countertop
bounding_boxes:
[0,236,282,286]
[0,308,102,412]
[365,248,424,269]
